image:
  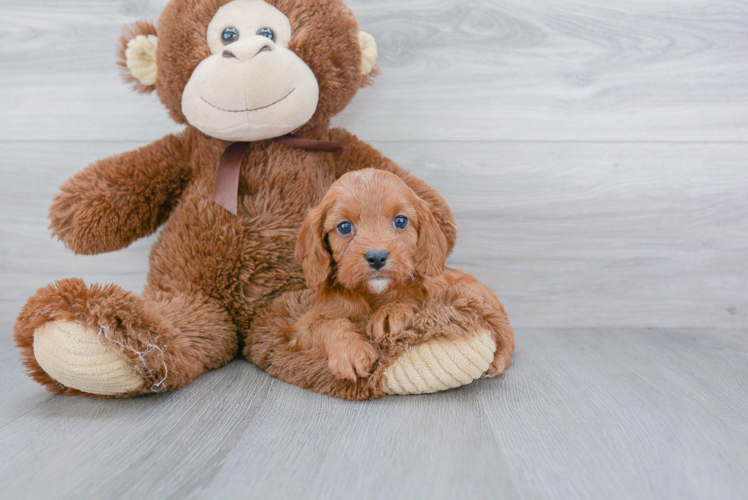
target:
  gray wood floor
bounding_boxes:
[1,0,747,499]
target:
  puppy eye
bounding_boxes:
[337,221,353,236]
[222,27,239,44]
[257,27,275,40]
[393,215,409,230]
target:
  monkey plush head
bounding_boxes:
[118,0,378,141]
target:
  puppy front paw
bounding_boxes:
[328,339,378,381]
[367,303,416,344]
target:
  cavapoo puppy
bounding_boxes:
[291,168,514,382]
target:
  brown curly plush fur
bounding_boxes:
[14,0,460,398]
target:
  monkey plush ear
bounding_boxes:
[117,21,158,94]
[358,31,379,86]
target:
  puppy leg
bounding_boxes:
[314,319,379,381]
[292,316,378,382]
[441,277,515,378]
[421,278,515,378]
[480,307,514,378]
[324,320,378,380]
[377,277,514,394]
[367,303,419,349]
[247,291,389,400]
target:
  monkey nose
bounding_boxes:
[365,250,389,270]
[222,37,275,61]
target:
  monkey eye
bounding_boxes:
[393,215,409,230]
[222,27,239,44]
[337,221,353,236]
[257,27,275,41]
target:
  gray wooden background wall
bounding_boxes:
[1,1,747,499]
[1,0,746,330]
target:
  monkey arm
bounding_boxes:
[49,133,191,255]
[329,128,458,254]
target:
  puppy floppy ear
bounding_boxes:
[117,21,158,94]
[295,203,333,290]
[414,197,448,277]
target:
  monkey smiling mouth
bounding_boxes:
[201,88,295,113]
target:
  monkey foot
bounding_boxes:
[381,330,496,395]
[33,321,144,396]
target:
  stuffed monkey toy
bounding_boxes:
[14,0,513,399]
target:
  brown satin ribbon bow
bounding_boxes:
[212,134,350,215]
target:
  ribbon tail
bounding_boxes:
[212,137,347,216]
[213,142,250,215]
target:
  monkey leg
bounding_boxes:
[378,329,509,395]
[14,278,237,397]
[379,279,515,395]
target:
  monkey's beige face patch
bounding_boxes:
[181,0,319,141]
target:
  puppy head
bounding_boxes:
[295,168,448,294]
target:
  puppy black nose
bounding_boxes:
[365,250,389,270]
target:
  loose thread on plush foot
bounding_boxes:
[96,325,168,392]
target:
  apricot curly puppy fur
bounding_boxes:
[285,169,514,389]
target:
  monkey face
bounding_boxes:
[119,0,378,141]
[181,0,320,141]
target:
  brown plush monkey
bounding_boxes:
[14,0,512,399]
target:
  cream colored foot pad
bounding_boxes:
[382,330,496,395]
[33,321,144,396]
